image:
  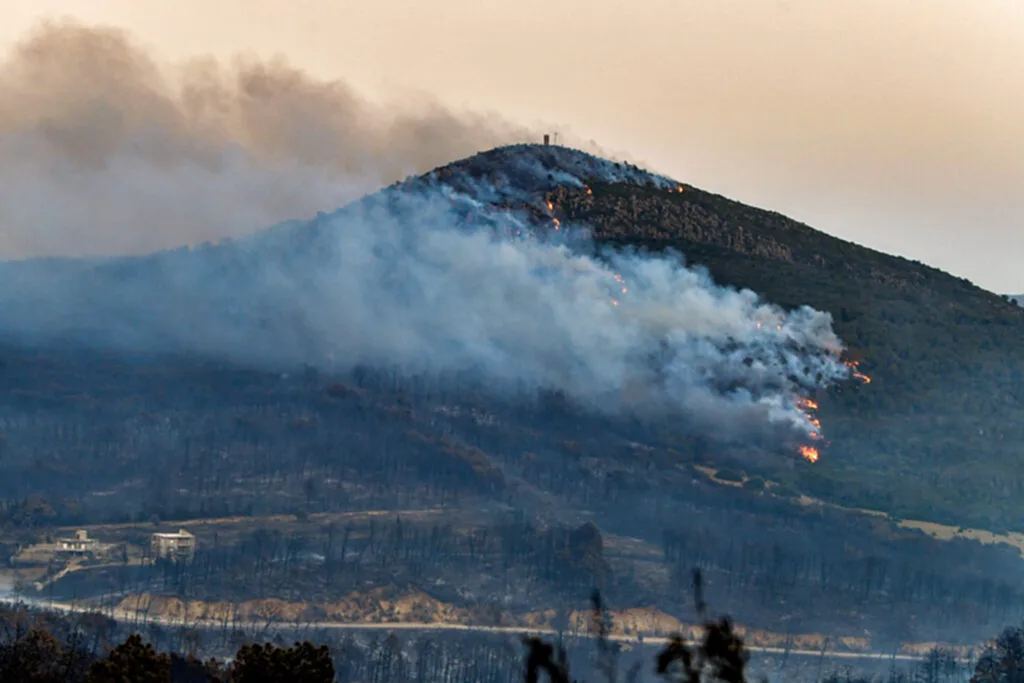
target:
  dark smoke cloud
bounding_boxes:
[0,19,535,257]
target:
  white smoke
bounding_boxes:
[0,160,848,440]
[0,20,850,443]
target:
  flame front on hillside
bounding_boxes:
[613,273,628,294]
[798,445,820,463]
[845,360,872,384]
[793,360,872,463]
[796,397,824,462]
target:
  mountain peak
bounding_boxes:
[393,143,681,199]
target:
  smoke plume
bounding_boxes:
[0,20,532,258]
[0,146,849,440]
[0,21,850,444]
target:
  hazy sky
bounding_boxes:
[1,0,1021,293]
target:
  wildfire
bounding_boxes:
[796,397,823,461]
[799,445,820,463]
[544,198,562,230]
[585,185,593,195]
[613,273,627,294]
[844,360,872,384]
[792,360,872,465]
[609,274,630,306]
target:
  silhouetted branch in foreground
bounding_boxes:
[523,569,750,683]
[523,636,573,683]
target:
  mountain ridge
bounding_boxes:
[3,144,1024,531]
[366,142,1024,528]
[2,144,1024,647]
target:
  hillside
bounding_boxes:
[579,181,1024,529]
[419,144,1024,529]
[1,143,1023,647]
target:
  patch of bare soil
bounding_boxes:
[116,589,961,657]
[117,586,492,627]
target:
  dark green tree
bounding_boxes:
[230,641,334,683]
[973,626,1024,683]
[169,652,225,683]
[0,628,67,683]
[85,634,170,683]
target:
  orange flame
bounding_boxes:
[585,185,593,195]
[610,273,628,305]
[799,445,819,463]
[796,396,823,460]
[844,360,872,384]
[546,200,554,211]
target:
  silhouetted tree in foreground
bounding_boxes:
[524,571,750,683]
[0,627,69,683]
[973,625,1024,683]
[8,569,1024,683]
[232,642,334,683]
[523,637,572,683]
[85,634,170,683]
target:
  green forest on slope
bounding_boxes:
[547,176,1024,530]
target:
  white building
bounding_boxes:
[150,529,196,562]
[57,530,98,554]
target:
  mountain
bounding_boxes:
[419,144,1024,530]
[1,143,1023,648]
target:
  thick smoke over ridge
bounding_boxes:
[0,20,536,258]
[0,150,849,440]
[0,21,850,442]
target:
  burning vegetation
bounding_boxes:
[795,397,823,463]
[793,360,872,463]
[845,359,872,384]
[798,445,820,463]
